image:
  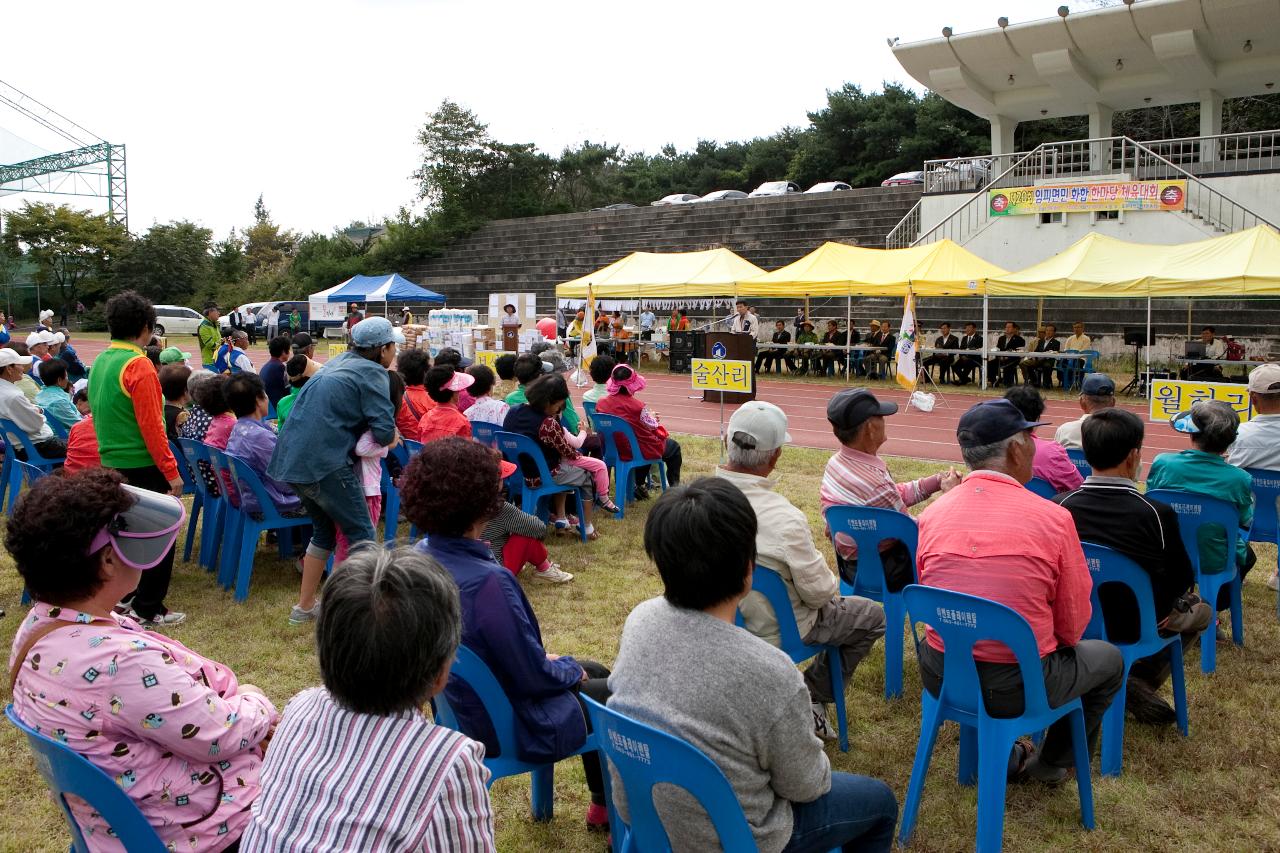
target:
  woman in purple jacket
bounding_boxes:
[401,437,612,832]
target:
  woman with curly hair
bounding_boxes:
[400,438,611,831]
[7,469,277,852]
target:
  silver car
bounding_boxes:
[695,190,749,203]
[805,181,852,193]
[651,193,699,206]
[748,180,801,197]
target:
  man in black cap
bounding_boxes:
[1054,373,1116,450]
[915,398,1123,783]
[820,389,959,589]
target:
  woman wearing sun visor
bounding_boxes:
[6,469,278,853]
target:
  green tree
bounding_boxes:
[210,231,247,285]
[244,195,296,275]
[0,202,126,315]
[111,221,213,304]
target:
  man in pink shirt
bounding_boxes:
[916,398,1123,783]
[1004,385,1083,495]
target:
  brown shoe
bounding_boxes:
[1160,598,1213,636]
[1125,676,1177,726]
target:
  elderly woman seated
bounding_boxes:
[401,438,612,831]
[6,469,277,851]
[241,545,496,851]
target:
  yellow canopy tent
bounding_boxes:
[1146,225,1280,295]
[735,239,1007,297]
[983,232,1166,296]
[554,248,766,299]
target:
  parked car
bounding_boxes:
[926,158,991,190]
[748,181,801,197]
[591,202,637,211]
[695,190,749,203]
[881,171,925,187]
[152,305,208,337]
[252,300,311,336]
[651,193,699,206]
[805,181,852,194]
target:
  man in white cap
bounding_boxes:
[25,330,52,362]
[1227,362,1280,590]
[716,400,886,740]
[0,348,67,459]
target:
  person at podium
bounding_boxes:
[730,300,756,335]
[500,303,521,327]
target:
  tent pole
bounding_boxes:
[1186,299,1192,337]
[1036,297,1043,330]
[1145,296,1152,398]
[846,294,852,383]
[981,293,989,391]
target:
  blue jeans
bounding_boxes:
[290,465,376,559]
[782,772,898,853]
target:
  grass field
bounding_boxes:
[1,434,1278,852]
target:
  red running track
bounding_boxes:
[69,337,1183,466]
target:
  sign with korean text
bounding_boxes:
[989,180,1186,216]
[691,358,752,393]
[1149,379,1253,424]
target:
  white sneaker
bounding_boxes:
[142,610,187,628]
[288,603,319,625]
[1267,572,1278,592]
[532,563,574,584]
[811,703,836,741]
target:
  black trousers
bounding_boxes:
[574,660,612,805]
[638,439,682,488]
[14,437,67,461]
[113,465,177,620]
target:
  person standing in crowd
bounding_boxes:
[667,308,689,332]
[269,317,401,626]
[197,302,222,369]
[609,478,898,852]
[716,401,885,740]
[921,322,958,383]
[951,321,984,386]
[214,329,255,375]
[638,305,656,340]
[1054,373,1116,450]
[0,349,67,458]
[402,438,612,831]
[1021,323,1061,389]
[500,303,521,327]
[267,304,280,340]
[1226,363,1280,591]
[595,363,682,498]
[1004,385,1082,494]
[289,306,302,336]
[1146,401,1257,612]
[260,336,291,408]
[1052,409,1212,724]
[89,291,186,626]
[988,321,1026,387]
[35,359,82,431]
[555,302,567,339]
[756,319,794,375]
[7,470,277,852]
[242,546,495,852]
[820,389,959,588]
[916,398,1123,783]
[730,300,755,335]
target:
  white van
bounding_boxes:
[152,305,208,337]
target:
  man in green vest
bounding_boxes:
[89,290,187,627]
[197,302,223,370]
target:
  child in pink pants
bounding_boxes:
[561,424,619,513]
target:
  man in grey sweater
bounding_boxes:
[608,478,897,852]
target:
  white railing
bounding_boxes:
[895,136,1276,249]
[883,199,921,249]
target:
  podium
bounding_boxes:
[502,324,521,352]
[702,332,756,404]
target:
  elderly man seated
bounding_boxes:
[820,388,959,588]
[716,401,886,740]
[916,399,1123,783]
[1147,401,1257,615]
[35,359,82,431]
[1054,373,1116,450]
[1052,409,1212,724]
[1227,363,1280,590]
[0,348,67,459]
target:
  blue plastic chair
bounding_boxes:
[494,431,587,541]
[824,505,918,700]
[46,416,70,439]
[1065,448,1092,479]
[469,420,502,447]
[380,442,412,543]
[581,696,756,853]
[1025,477,1057,499]
[168,440,203,563]
[1145,489,1245,673]
[1056,349,1100,391]
[221,453,312,602]
[581,400,597,419]
[0,418,63,475]
[5,704,167,853]
[177,439,226,571]
[898,584,1095,853]
[1244,468,1280,620]
[1080,542,1189,776]
[590,413,668,519]
[434,646,597,821]
[0,437,11,512]
[747,564,849,751]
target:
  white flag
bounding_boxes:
[895,290,918,391]
[581,284,598,370]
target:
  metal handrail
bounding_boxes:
[884,199,921,249]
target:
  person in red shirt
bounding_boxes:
[916,398,1123,784]
[594,363,682,499]
[63,413,101,473]
[395,349,432,440]
[418,366,474,443]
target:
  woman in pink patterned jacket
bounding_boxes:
[7,469,277,852]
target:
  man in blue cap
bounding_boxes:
[916,398,1123,783]
[269,316,403,625]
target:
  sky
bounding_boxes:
[0,0,1049,238]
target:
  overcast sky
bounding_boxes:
[1,0,1045,238]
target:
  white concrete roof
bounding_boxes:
[891,0,1280,122]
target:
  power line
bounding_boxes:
[0,79,103,150]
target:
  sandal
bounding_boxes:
[596,496,621,513]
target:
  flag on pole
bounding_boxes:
[895,289,918,391]
[581,284,598,372]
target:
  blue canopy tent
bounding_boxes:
[312,273,445,305]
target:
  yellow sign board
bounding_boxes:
[473,350,499,369]
[691,358,753,393]
[1149,379,1253,424]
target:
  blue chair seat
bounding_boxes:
[214,449,312,602]
[177,439,226,572]
[1145,489,1245,673]
[1081,543,1189,775]
[469,420,502,448]
[590,412,668,519]
[1025,477,1057,499]
[6,704,167,852]
[495,431,586,541]
[898,584,1095,853]
[434,646,596,822]
[1244,468,1280,620]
